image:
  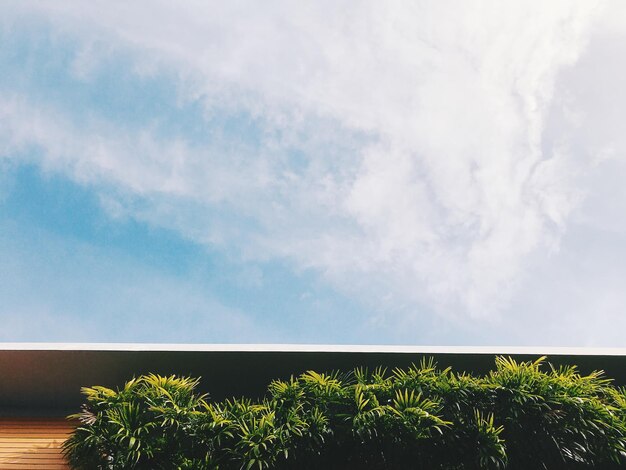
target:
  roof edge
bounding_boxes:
[0,343,625,355]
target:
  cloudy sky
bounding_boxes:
[1,1,625,345]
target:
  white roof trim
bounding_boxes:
[0,343,625,355]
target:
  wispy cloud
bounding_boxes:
[0,219,263,342]
[2,0,625,342]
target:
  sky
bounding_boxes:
[1,1,626,346]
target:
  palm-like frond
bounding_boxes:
[64,358,626,470]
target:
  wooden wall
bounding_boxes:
[0,418,74,469]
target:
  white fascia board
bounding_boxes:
[0,343,625,356]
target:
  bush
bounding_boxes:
[63,357,626,469]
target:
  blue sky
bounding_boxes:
[1,1,626,345]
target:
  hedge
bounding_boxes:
[63,356,626,469]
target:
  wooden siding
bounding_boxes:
[0,418,75,469]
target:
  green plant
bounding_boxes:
[64,375,209,469]
[63,357,626,469]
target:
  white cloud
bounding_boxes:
[2,0,622,331]
[500,2,626,346]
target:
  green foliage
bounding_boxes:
[64,357,626,469]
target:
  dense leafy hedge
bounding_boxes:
[64,357,626,469]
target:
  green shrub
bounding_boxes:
[63,357,626,469]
